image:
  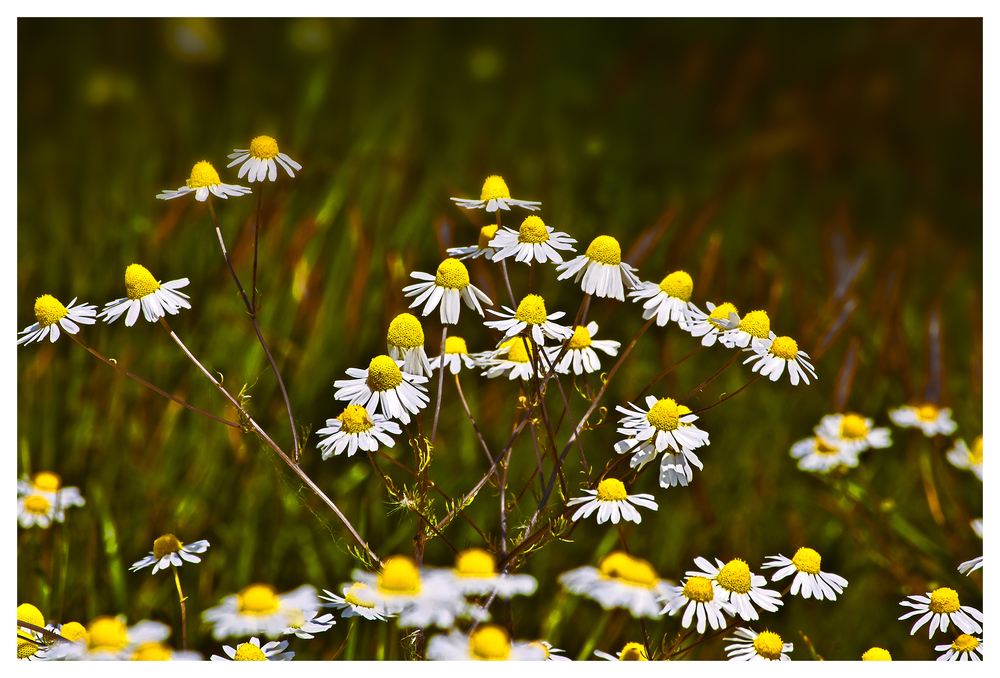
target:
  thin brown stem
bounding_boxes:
[679,350,741,404]
[636,344,703,401]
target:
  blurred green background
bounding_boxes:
[17,18,982,660]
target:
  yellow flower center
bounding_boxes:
[234,642,267,661]
[87,617,128,653]
[344,583,376,609]
[366,355,404,392]
[646,397,680,432]
[387,312,425,349]
[33,294,68,328]
[618,642,649,661]
[595,478,628,503]
[683,576,715,603]
[499,337,533,364]
[951,634,980,653]
[435,258,471,290]
[585,235,622,266]
[17,604,44,629]
[124,264,161,301]
[23,495,50,515]
[517,216,550,244]
[928,587,960,614]
[478,224,499,249]
[338,404,374,434]
[862,647,892,661]
[970,436,983,465]
[17,636,39,659]
[59,622,87,642]
[445,336,469,354]
[716,558,752,595]
[480,175,511,202]
[707,302,738,330]
[132,642,173,661]
[286,608,306,629]
[815,438,840,456]
[840,414,869,440]
[791,547,822,575]
[598,552,658,588]
[658,271,693,301]
[567,325,592,350]
[469,624,510,661]
[249,135,280,160]
[455,548,496,578]
[30,472,61,493]
[185,160,221,188]
[152,534,183,560]
[378,556,421,595]
[738,310,771,339]
[769,336,799,360]
[917,404,940,422]
[515,294,548,325]
[753,630,784,660]
[237,584,280,616]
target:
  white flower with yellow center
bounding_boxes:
[349,555,467,629]
[403,259,492,326]
[227,135,302,182]
[790,435,858,472]
[316,404,401,459]
[935,634,984,661]
[555,235,640,301]
[75,616,172,660]
[280,608,335,639]
[613,396,710,488]
[629,270,696,326]
[546,321,620,375]
[482,337,537,381]
[725,627,793,661]
[888,403,958,437]
[450,174,541,213]
[947,435,983,481]
[719,309,773,350]
[594,641,650,661]
[333,355,429,425]
[743,334,817,386]
[17,294,97,346]
[445,548,538,598]
[485,293,573,345]
[201,583,319,640]
[129,533,210,574]
[814,413,892,456]
[20,618,88,661]
[156,160,252,202]
[688,557,783,621]
[100,264,191,327]
[427,624,547,661]
[660,575,734,634]
[430,336,479,374]
[861,647,893,661]
[17,603,48,649]
[566,478,658,525]
[762,548,848,601]
[386,312,433,376]
[898,587,983,638]
[447,224,502,261]
[320,583,393,621]
[17,473,86,529]
[558,551,675,618]
[488,215,576,265]
[518,640,570,661]
[210,636,293,661]
[680,300,740,346]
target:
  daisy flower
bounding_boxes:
[898,587,983,638]
[129,534,210,574]
[17,604,47,647]
[814,413,892,456]
[518,640,570,661]
[446,548,538,598]
[202,583,320,640]
[566,478,658,525]
[17,478,85,529]
[555,235,640,301]
[22,620,88,661]
[743,334,817,386]
[559,551,675,619]
[430,336,479,375]
[935,634,984,661]
[482,337,537,381]
[128,642,202,661]
[546,321,619,376]
[156,160,252,202]
[725,627,793,661]
[210,637,294,661]
[661,575,734,634]
[613,396,710,488]
[281,608,335,639]
[16,471,85,508]
[718,309,772,350]
[100,264,191,327]
[790,435,859,473]
[427,624,546,661]
[386,312,433,376]
[762,548,848,601]
[947,436,983,480]
[485,293,573,345]
[594,642,649,661]
[680,300,740,346]
[402,259,492,326]
[349,555,468,629]
[17,294,97,346]
[488,215,576,265]
[629,270,696,326]
[316,404,401,459]
[447,224,501,261]
[320,583,393,621]
[333,355,429,425]
[888,403,958,437]
[227,135,301,182]
[861,647,893,661]
[688,557,783,621]
[75,616,172,660]
[450,174,541,213]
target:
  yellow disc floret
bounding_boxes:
[387,312,425,349]
[595,478,628,503]
[517,216,550,244]
[515,294,548,325]
[917,404,940,422]
[840,414,869,440]
[646,397,680,432]
[455,548,497,578]
[87,616,128,653]
[23,495,50,515]
[791,547,822,575]
[445,336,469,354]
[366,355,404,392]
[618,642,649,661]
[237,584,280,616]
[478,224,499,249]
[30,472,61,493]
[928,587,960,614]
[659,271,693,301]
[769,336,799,360]
[738,310,771,339]
[862,647,892,661]
[598,552,658,588]
[344,583,376,609]
[585,235,622,266]
[17,604,44,630]
[435,258,471,289]
[970,436,983,465]
[469,624,510,660]
[152,534,183,560]
[186,160,221,188]
[716,558,752,595]
[132,642,173,661]
[480,175,511,202]
[378,556,421,595]
[951,634,980,653]
[249,135,280,160]
[499,337,532,364]
[752,630,784,660]
[124,264,161,301]
[33,294,68,328]
[59,621,87,642]
[17,636,39,659]
[567,325,592,350]
[338,404,374,434]
[683,576,715,603]
[707,302,738,330]
[234,641,267,661]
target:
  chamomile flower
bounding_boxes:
[725,627,793,661]
[743,335,817,386]
[210,637,293,661]
[76,616,172,660]
[688,557,783,621]
[518,640,570,661]
[814,413,892,456]
[427,624,547,661]
[349,555,467,629]
[128,642,202,661]
[202,584,320,640]
[320,583,393,621]
[23,620,88,661]
[594,642,649,661]
[17,481,85,529]
[947,436,983,480]
[719,309,773,350]
[629,271,696,326]
[450,174,541,213]
[762,548,848,601]
[281,608,335,639]
[17,294,97,346]
[333,355,429,425]
[100,264,191,327]
[17,604,46,645]
[861,647,893,661]
[555,235,640,301]
[447,225,502,261]
[485,294,573,345]
[316,404,401,459]
[661,575,734,634]
[546,322,619,375]
[566,478,658,525]
[559,551,675,618]
[482,337,537,381]
[129,534,210,574]
[680,301,740,346]
[430,336,479,374]
[403,259,492,326]
[888,403,958,437]
[790,435,859,472]
[613,396,710,488]
[156,160,252,202]
[17,472,85,509]
[227,135,301,182]
[898,587,983,638]
[935,635,984,661]
[488,215,576,265]
[446,548,538,598]
[386,312,433,376]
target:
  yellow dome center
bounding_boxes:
[716,558,752,595]
[186,160,221,188]
[646,397,680,432]
[24,495,50,515]
[515,294,548,325]
[378,556,421,595]
[237,584,280,615]
[683,576,715,603]
[598,552,658,588]
[59,621,87,642]
[478,224,499,249]
[970,436,983,465]
[344,583,376,609]
[455,548,497,578]
[31,472,61,493]
[480,175,511,202]
[87,617,128,652]
[840,414,869,440]
[338,404,374,434]
[387,312,425,349]
[567,325,592,350]
[517,216,550,244]
[658,271,693,301]
[619,642,649,661]
[928,587,960,614]
[17,604,44,629]
[791,547,822,574]
[286,608,306,629]
[862,647,892,661]
[153,533,183,560]
[132,642,173,661]
[595,478,627,502]
[435,258,471,290]
[951,634,980,653]
[33,294,68,328]
[469,624,510,660]
[917,404,940,422]
[234,642,267,661]
[124,264,161,301]
[769,336,799,360]
[499,337,533,364]
[249,135,279,159]
[585,235,622,266]
[738,310,771,339]
[753,630,784,660]
[366,355,404,392]
[707,302,738,330]
[445,336,469,354]
[17,636,39,659]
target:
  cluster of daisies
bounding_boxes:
[17,471,85,530]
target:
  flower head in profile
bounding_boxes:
[719,309,772,350]
[450,174,541,213]
[427,624,546,661]
[17,473,86,529]
[210,636,293,661]
[594,642,649,661]
[349,555,468,629]
[488,215,576,265]
[947,436,982,481]
[762,548,848,601]
[227,135,302,182]
[861,647,892,661]
[100,264,191,327]
[316,404,401,459]
[17,294,97,346]
[485,293,573,346]
[445,548,537,598]
[680,300,740,346]
[888,403,958,437]
[386,312,433,376]
[687,557,782,621]
[546,322,620,376]
[725,627,793,661]
[630,271,696,326]
[156,160,252,202]
[320,583,394,622]
[935,634,984,661]
[743,334,817,386]
[661,574,733,634]
[202,584,320,640]
[448,225,502,261]
[482,337,537,381]
[898,586,982,638]
[814,413,892,456]
[518,640,570,661]
[402,259,492,326]
[333,355,429,425]
[566,478,658,525]
[430,335,480,375]
[790,435,858,473]
[559,551,675,619]
[613,396,710,489]
[555,235,640,301]
[129,534,210,574]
